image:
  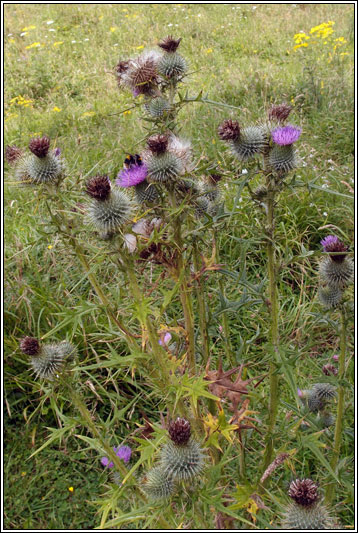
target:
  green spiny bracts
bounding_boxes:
[147,152,182,184]
[282,479,335,530]
[159,438,205,481]
[231,126,269,161]
[15,151,65,185]
[143,467,176,500]
[157,52,188,79]
[318,284,343,309]
[145,96,171,118]
[318,411,335,428]
[307,383,336,413]
[252,185,268,200]
[134,180,160,204]
[194,197,210,217]
[267,144,298,175]
[175,178,200,197]
[319,256,354,289]
[87,189,133,233]
[29,341,76,380]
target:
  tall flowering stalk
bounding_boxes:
[218,104,302,476]
[317,235,353,504]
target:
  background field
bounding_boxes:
[4,3,354,530]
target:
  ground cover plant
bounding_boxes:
[4,3,354,530]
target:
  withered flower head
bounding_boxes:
[20,336,40,356]
[268,103,292,123]
[86,175,111,201]
[116,60,130,75]
[168,417,191,445]
[207,173,223,185]
[158,35,182,53]
[5,145,23,165]
[127,57,158,95]
[218,119,240,141]
[288,479,319,507]
[147,134,169,154]
[29,136,51,158]
[322,363,338,376]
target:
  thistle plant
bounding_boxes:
[316,235,353,504]
[281,479,336,529]
[218,103,302,475]
[14,136,65,186]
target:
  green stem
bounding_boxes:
[193,241,210,364]
[168,190,196,373]
[261,181,280,477]
[325,307,347,504]
[213,230,235,366]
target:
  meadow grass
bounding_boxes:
[4,3,354,529]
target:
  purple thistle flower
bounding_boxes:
[271,125,301,146]
[116,164,148,187]
[159,332,172,346]
[320,235,347,253]
[297,388,304,398]
[101,445,132,468]
[54,147,61,157]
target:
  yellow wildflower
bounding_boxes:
[53,41,64,46]
[52,106,62,112]
[68,487,74,492]
[81,111,95,118]
[8,38,15,43]
[22,25,36,31]
[25,42,41,49]
[47,245,53,250]
[206,48,213,53]
[293,32,310,44]
[136,45,144,49]
[123,110,132,116]
[293,43,308,51]
[110,27,117,32]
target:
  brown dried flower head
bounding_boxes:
[147,134,169,154]
[29,136,51,158]
[129,58,158,94]
[115,60,130,85]
[5,145,23,165]
[20,336,40,356]
[168,417,191,445]
[218,120,240,141]
[158,36,182,53]
[288,479,319,507]
[86,175,111,201]
[207,173,223,185]
[268,103,292,123]
[322,363,338,376]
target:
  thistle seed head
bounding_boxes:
[29,136,51,158]
[20,336,40,356]
[86,175,111,201]
[268,103,292,123]
[168,417,191,445]
[147,134,169,154]
[5,145,23,165]
[218,119,240,141]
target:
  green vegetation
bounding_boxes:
[4,3,354,530]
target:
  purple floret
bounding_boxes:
[116,164,148,187]
[54,147,61,157]
[271,125,302,146]
[101,445,132,468]
[320,235,341,252]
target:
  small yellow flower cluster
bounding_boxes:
[10,95,33,108]
[22,25,36,31]
[310,21,335,39]
[81,111,95,118]
[25,42,41,50]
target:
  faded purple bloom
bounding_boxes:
[332,354,339,361]
[132,87,140,97]
[320,235,347,253]
[116,164,148,187]
[297,388,304,398]
[271,125,301,146]
[218,325,223,333]
[159,332,172,346]
[54,147,61,157]
[101,445,132,468]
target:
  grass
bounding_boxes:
[4,3,354,530]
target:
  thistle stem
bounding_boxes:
[168,189,196,373]
[261,181,280,476]
[193,241,210,363]
[325,307,347,504]
[213,230,235,366]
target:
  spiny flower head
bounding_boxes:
[122,51,160,95]
[5,145,23,165]
[147,134,169,154]
[116,155,148,187]
[86,175,111,201]
[29,136,51,158]
[158,35,182,53]
[272,125,301,146]
[218,119,240,141]
[321,235,348,262]
[288,479,319,507]
[19,336,40,356]
[168,417,191,445]
[268,103,292,123]
[101,445,132,468]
